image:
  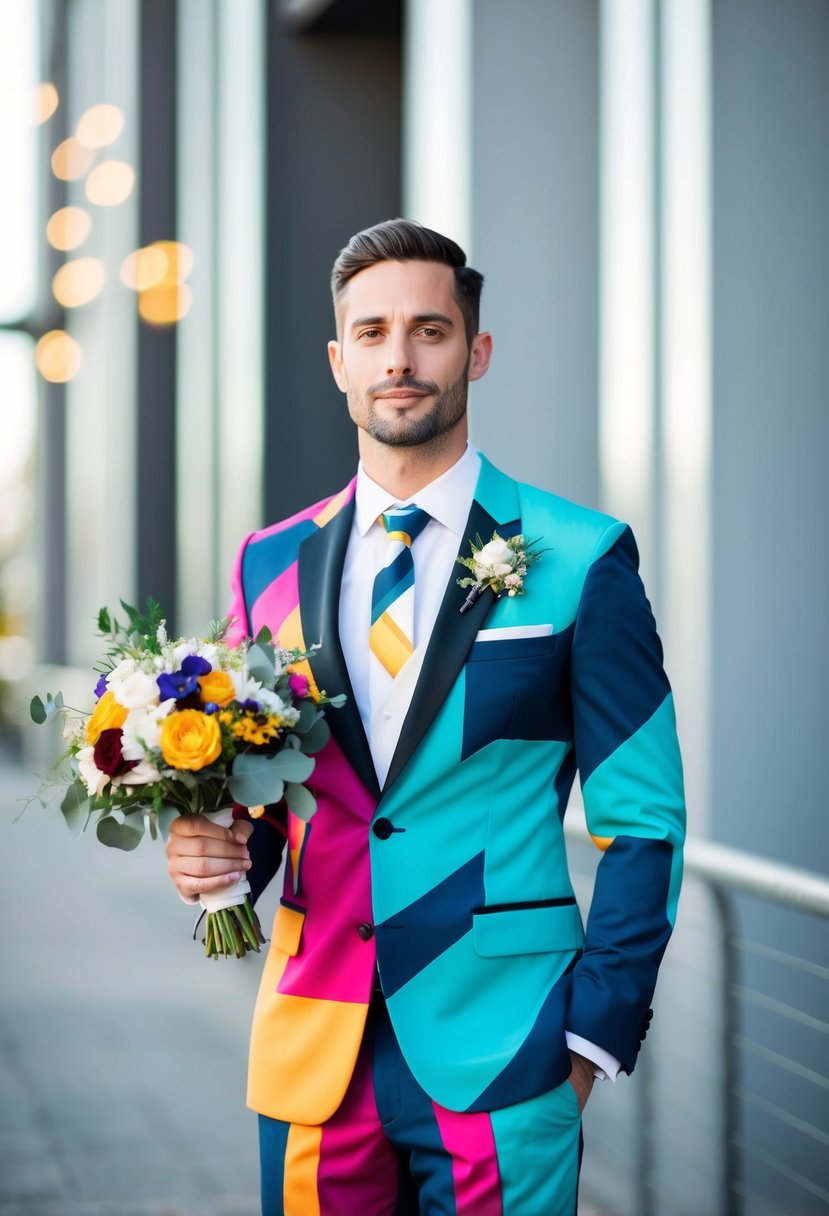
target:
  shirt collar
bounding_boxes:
[354,445,481,538]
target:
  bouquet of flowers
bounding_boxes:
[30,599,343,959]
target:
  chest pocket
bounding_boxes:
[461,630,571,760]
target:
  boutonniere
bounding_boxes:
[456,532,546,613]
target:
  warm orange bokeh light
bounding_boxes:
[76,104,125,149]
[34,83,59,125]
[35,331,83,382]
[51,138,94,181]
[138,283,193,326]
[120,245,169,292]
[52,258,105,308]
[46,206,92,252]
[85,160,135,206]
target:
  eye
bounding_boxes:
[357,327,383,341]
[416,326,442,339]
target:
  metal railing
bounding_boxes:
[565,823,829,1216]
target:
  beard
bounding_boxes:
[353,372,469,448]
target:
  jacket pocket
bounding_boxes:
[472,899,584,958]
[273,897,306,956]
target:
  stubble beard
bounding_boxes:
[355,371,470,449]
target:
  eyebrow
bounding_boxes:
[350,312,456,332]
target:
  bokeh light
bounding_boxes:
[50,137,94,181]
[120,245,170,292]
[76,104,125,149]
[46,206,92,252]
[138,283,193,326]
[34,82,59,125]
[52,257,105,308]
[84,159,135,206]
[35,330,83,382]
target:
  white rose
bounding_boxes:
[473,537,513,580]
[120,758,161,786]
[108,668,160,710]
[77,745,110,798]
[121,700,175,761]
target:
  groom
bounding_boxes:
[166,219,685,1215]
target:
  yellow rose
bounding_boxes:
[160,709,222,770]
[198,670,236,708]
[85,689,128,744]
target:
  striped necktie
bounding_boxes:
[370,504,430,678]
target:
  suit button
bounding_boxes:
[357,922,374,941]
[373,818,394,839]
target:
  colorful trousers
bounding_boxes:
[258,994,583,1215]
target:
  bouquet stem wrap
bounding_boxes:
[199,807,265,960]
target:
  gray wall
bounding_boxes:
[711,0,829,874]
[469,0,600,507]
[265,13,402,522]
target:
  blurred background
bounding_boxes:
[0,1,827,1213]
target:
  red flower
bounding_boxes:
[93,728,129,777]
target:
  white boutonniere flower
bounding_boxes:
[456,531,546,613]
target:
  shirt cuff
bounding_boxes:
[565,1032,621,1081]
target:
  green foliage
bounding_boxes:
[60,781,90,836]
[30,691,64,725]
[284,781,316,821]
[96,811,145,851]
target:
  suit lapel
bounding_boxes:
[297,494,381,801]
[382,457,522,795]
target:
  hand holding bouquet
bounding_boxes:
[30,599,343,958]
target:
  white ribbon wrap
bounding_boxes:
[197,806,252,913]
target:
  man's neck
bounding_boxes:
[357,427,469,501]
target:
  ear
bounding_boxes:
[468,332,493,383]
[327,339,347,392]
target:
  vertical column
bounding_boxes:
[598,0,656,573]
[136,0,177,622]
[402,0,472,252]
[660,0,712,831]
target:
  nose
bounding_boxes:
[386,333,414,377]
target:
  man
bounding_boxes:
[167,219,685,1215]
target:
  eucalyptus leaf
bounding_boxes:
[156,804,182,841]
[284,781,317,822]
[30,695,46,725]
[294,700,319,732]
[228,753,286,807]
[326,694,347,709]
[254,625,273,645]
[269,749,315,784]
[96,813,145,851]
[60,781,91,836]
[247,642,276,687]
[298,716,330,755]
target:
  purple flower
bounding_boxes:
[241,698,261,713]
[181,654,212,677]
[157,653,213,702]
[157,670,199,701]
[93,674,108,700]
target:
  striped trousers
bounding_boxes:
[258,992,583,1215]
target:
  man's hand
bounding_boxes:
[165,814,254,902]
[567,1050,596,1114]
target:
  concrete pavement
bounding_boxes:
[0,737,280,1216]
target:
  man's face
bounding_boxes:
[328,260,490,449]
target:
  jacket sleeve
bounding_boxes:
[567,524,685,1073]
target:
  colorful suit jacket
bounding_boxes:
[226,454,685,1125]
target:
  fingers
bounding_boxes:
[165,813,253,900]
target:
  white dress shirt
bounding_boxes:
[337,444,620,1082]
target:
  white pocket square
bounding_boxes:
[475,624,553,642]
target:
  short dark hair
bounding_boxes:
[331,218,484,343]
